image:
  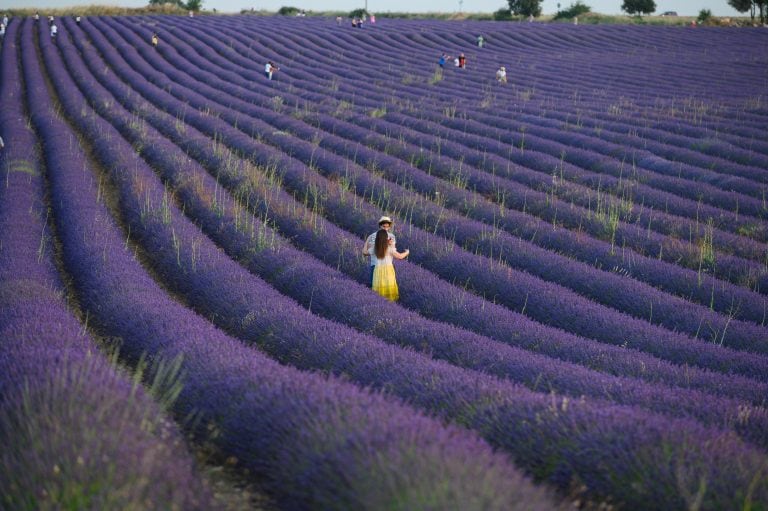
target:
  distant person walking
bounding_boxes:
[151,33,159,47]
[50,22,57,38]
[458,53,466,69]
[0,23,5,38]
[363,216,397,288]
[265,61,278,80]
[33,12,39,22]
[477,35,484,47]
[438,53,449,68]
[371,229,409,301]
[2,14,8,27]
[496,66,507,83]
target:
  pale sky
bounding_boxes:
[0,0,745,17]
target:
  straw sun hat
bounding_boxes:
[378,216,393,225]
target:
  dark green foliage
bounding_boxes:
[728,0,766,23]
[621,0,656,16]
[277,6,300,15]
[507,0,542,17]
[148,0,202,9]
[728,0,752,10]
[697,8,712,22]
[349,8,369,18]
[493,7,514,20]
[553,1,591,20]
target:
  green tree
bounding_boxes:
[349,8,369,18]
[507,0,542,17]
[731,0,766,23]
[553,1,590,20]
[697,8,712,22]
[729,0,754,21]
[494,6,513,19]
[277,5,300,15]
[186,0,202,11]
[621,0,655,16]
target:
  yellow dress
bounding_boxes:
[372,249,399,301]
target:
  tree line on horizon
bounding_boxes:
[149,0,203,12]
[503,0,764,21]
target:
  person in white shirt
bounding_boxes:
[265,61,278,80]
[362,216,397,288]
[496,66,507,83]
[50,23,57,38]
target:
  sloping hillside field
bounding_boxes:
[2,14,768,509]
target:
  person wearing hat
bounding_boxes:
[496,66,507,83]
[363,216,397,288]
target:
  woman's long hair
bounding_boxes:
[374,229,389,259]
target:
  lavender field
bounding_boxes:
[2,13,768,509]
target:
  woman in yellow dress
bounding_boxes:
[372,229,409,301]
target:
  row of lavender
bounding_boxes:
[158,13,768,293]
[94,15,768,362]
[0,21,211,509]
[64,11,768,411]
[234,18,768,195]
[196,16,764,292]
[151,15,768,328]
[55,13,768,450]
[228,14,768,250]
[286,19,768,176]
[37,17,768,508]
[25,18,563,510]
[225,16,764,246]
[146,14,765,284]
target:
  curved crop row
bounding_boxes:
[94,16,768,359]
[40,21,768,510]
[52,22,768,451]
[157,14,768,270]
[2,20,211,510]
[67,14,768,413]
[208,16,768,223]
[30,20,549,511]
[142,14,768,313]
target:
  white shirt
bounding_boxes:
[265,63,272,73]
[366,231,396,266]
[375,246,396,266]
[50,24,57,36]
